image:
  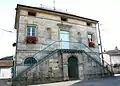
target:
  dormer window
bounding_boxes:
[28,11,36,16]
[61,16,67,21]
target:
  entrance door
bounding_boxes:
[68,56,78,80]
[60,30,69,49]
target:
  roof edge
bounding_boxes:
[16,4,99,23]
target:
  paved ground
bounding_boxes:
[30,76,120,86]
[30,80,80,86]
[0,79,9,86]
[72,76,120,86]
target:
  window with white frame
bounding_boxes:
[87,33,95,48]
[88,34,93,42]
[26,25,36,36]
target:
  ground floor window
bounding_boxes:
[24,57,37,66]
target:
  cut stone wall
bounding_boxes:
[16,9,99,64]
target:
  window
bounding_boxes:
[87,22,91,26]
[25,25,38,44]
[61,16,67,21]
[26,25,36,36]
[24,57,37,66]
[88,34,92,42]
[28,11,36,16]
[88,33,95,48]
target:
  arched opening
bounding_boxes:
[24,57,37,66]
[68,56,79,80]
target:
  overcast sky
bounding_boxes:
[0,0,120,58]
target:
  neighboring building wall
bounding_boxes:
[110,56,120,64]
[104,51,120,74]
[110,55,120,74]
[0,68,12,79]
[16,9,99,64]
[103,54,111,64]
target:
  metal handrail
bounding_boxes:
[26,49,59,73]
[82,50,112,74]
[15,41,58,67]
[15,41,113,78]
[30,41,113,75]
[31,41,113,73]
[33,41,58,58]
[79,42,113,73]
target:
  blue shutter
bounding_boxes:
[27,26,31,36]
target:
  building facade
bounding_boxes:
[13,4,113,85]
[0,56,13,79]
[105,47,120,74]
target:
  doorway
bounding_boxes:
[68,56,79,80]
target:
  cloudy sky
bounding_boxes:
[0,0,120,58]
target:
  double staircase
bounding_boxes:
[12,41,114,86]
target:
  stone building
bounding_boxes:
[13,4,113,85]
[0,56,13,79]
[105,46,120,74]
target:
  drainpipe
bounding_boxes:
[98,23,105,76]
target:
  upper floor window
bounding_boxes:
[87,22,92,27]
[88,34,92,42]
[26,25,36,36]
[61,16,67,21]
[88,33,95,48]
[28,11,36,16]
[25,25,38,44]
